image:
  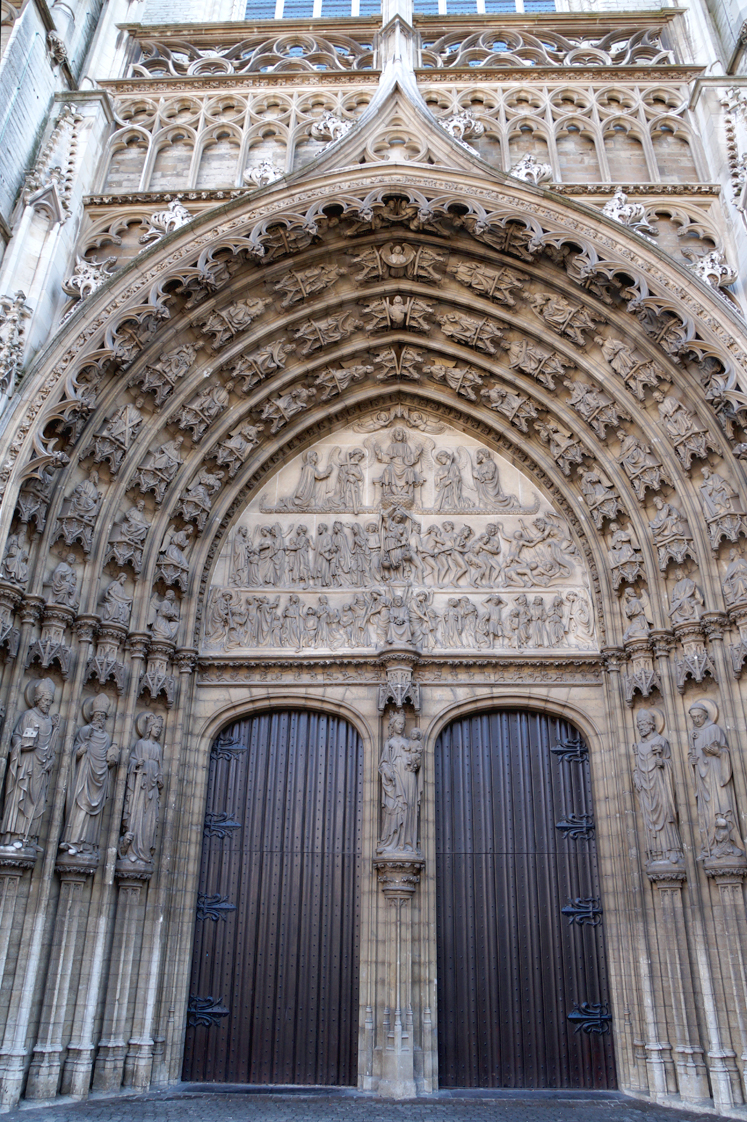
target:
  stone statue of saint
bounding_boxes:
[101,573,132,625]
[377,711,422,854]
[723,548,747,605]
[688,700,745,863]
[632,708,683,869]
[48,554,79,608]
[117,712,164,868]
[59,695,119,858]
[0,678,60,850]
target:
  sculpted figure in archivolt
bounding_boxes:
[378,710,422,854]
[59,695,119,858]
[1,679,59,849]
[632,708,684,869]
[118,712,164,868]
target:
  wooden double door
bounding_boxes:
[183,709,362,1086]
[435,709,617,1090]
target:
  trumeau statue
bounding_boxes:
[378,710,422,855]
[632,708,684,870]
[59,695,118,860]
[117,712,164,871]
[687,700,745,865]
[206,423,597,656]
[0,679,60,852]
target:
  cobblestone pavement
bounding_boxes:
[2,1089,721,1122]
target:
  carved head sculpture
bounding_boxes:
[636,707,664,739]
[88,470,99,486]
[137,711,163,742]
[652,495,665,510]
[391,427,406,443]
[388,710,405,736]
[135,499,145,512]
[688,698,718,729]
[349,448,364,463]
[65,553,76,568]
[84,694,111,728]
[30,678,55,713]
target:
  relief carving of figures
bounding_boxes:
[213,422,262,478]
[669,567,704,626]
[351,243,445,284]
[469,449,515,509]
[649,495,697,571]
[688,700,745,865]
[434,451,473,511]
[106,499,151,573]
[578,469,623,529]
[374,345,423,381]
[59,695,118,860]
[178,469,225,532]
[139,198,192,245]
[0,679,59,852]
[507,339,572,390]
[101,573,132,626]
[353,406,445,434]
[616,430,670,501]
[564,380,631,439]
[194,297,269,349]
[229,341,295,392]
[157,526,193,591]
[566,590,594,645]
[129,342,203,407]
[79,397,145,475]
[47,554,78,609]
[1,533,29,586]
[273,264,346,308]
[293,311,362,355]
[723,548,747,605]
[314,363,372,401]
[622,587,651,641]
[424,361,483,401]
[448,260,526,306]
[699,467,746,549]
[632,708,684,870]
[361,295,434,333]
[528,293,604,345]
[373,428,427,508]
[654,391,718,471]
[594,335,664,401]
[117,712,164,870]
[176,380,233,443]
[535,419,586,476]
[149,590,180,642]
[132,435,184,504]
[438,311,504,354]
[378,711,422,855]
[607,522,643,590]
[16,465,56,534]
[54,470,103,554]
[480,385,538,432]
[260,385,316,434]
[332,450,365,514]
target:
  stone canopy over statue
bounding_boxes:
[204,418,597,655]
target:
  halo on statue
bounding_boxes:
[25,677,55,709]
[688,697,718,724]
[135,711,159,738]
[644,706,666,734]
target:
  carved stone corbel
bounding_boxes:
[673,621,717,693]
[623,637,661,706]
[378,649,420,712]
[728,603,747,677]
[138,641,176,707]
[26,603,75,678]
[86,622,127,693]
[0,583,21,660]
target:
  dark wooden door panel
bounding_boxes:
[183,710,362,1085]
[435,710,616,1090]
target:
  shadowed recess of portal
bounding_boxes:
[184,709,362,1085]
[435,709,616,1089]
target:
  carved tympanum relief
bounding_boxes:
[204,419,596,655]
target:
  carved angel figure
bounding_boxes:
[469,449,515,509]
[230,341,296,392]
[315,364,372,401]
[534,420,585,476]
[563,380,630,439]
[688,701,744,863]
[374,345,423,381]
[699,467,739,518]
[649,495,696,570]
[293,312,362,355]
[447,260,526,306]
[331,449,365,514]
[133,435,185,504]
[528,293,603,346]
[214,422,262,478]
[195,297,268,349]
[156,526,193,591]
[480,385,538,432]
[1,679,59,850]
[149,591,180,642]
[106,499,151,572]
[130,342,202,407]
[578,469,622,528]
[178,469,225,531]
[424,362,483,401]
[80,398,145,475]
[273,264,346,308]
[632,709,684,868]
[507,339,572,390]
[176,380,233,443]
[616,430,667,501]
[118,713,164,869]
[438,311,504,355]
[606,522,642,589]
[101,573,132,625]
[654,391,716,470]
[361,295,434,333]
[434,451,470,511]
[16,465,56,534]
[59,695,118,859]
[55,470,103,553]
[378,711,421,855]
[594,335,662,401]
[260,386,316,434]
